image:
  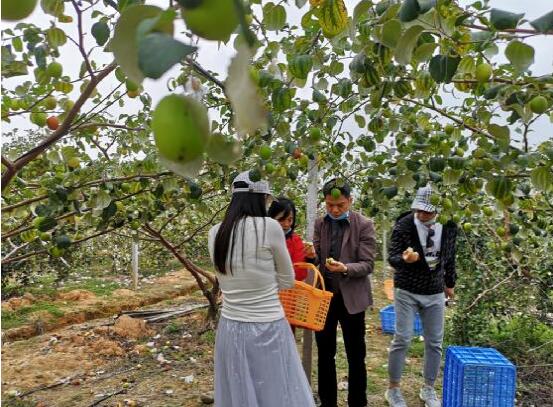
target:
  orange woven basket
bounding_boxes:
[279,262,333,331]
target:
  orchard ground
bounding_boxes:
[2,262,463,407]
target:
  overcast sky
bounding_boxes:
[2,0,552,148]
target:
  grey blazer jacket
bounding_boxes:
[313,211,377,314]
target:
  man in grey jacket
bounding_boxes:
[305,179,377,407]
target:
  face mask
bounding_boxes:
[422,218,436,226]
[327,211,349,221]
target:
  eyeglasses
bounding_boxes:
[426,227,435,249]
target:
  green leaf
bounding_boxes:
[263,2,287,31]
[428,54,460,83]
[417,0,436,14]
[413,42,437,62]
[443,168,462,185]
[354,114,366,128]
[41,0,64,17]
[94,190,112,210]
[530,10,553,33]
[397,173,416,189]
[490,8,524,30]
[399,0,419,22]
[318,0,349,38]
[112,5,171,83]
[91,21,110,46]
[381,19,402,48]
[487,124,510,150]
[46,27,67,48]
[138,33,196,79]
[530,166,553,192]
[353,0,373,24]
[394,25,424,65]
[505,41,534,72]
[1,46,28,78]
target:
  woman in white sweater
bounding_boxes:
[208,171,315,407]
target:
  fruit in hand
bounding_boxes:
[326,257,337,265]
[403,247,419,262]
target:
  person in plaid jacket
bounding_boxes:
[385,185,458,407]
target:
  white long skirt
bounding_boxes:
[214,316,316,407]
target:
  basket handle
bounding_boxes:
[293,262,327,292]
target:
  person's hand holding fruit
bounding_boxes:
[325,257,347,273]
[402,247,420,263]
[304,241,316,259]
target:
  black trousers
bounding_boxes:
[315,293,367,407]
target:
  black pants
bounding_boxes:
[315,293,367,407]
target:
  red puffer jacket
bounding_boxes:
[286,232,307,281]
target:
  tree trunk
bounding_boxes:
[131,238,139,290]
[302,158,319,384]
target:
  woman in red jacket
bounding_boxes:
[268,197,308,281]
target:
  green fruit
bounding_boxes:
[130,220,141,230]
[509,223,520,235]
[49,246,63,257]
[67,157,80,169]
[44,96,57,110]
[181,0,239,42]
[463,222,473,232]
[152,95,209,164]
[330,188,341,199]
[39,232,51,241]
[455,147,465,157]
[444,124,454,135]
[265,163,276,174]
[55,234,71,249]
[259,145,272,160]
[529,95,548,114]
[46,62,63,78]
[483,206,494,216]
[309,127,322,142]
[496,226,506,237]
[121,183,131,193]
[442,198,453,210]
[249,168,262,182]
[299,154,309,168]
[428,157,446,172]
[30,112,47,127]
[125,79,139,92]
[475,63,492,82]
[429,195,441,206]
[1,0,38,21]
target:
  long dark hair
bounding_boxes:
[268,197,297,236]
[214,181,267,275]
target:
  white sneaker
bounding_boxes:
[419,385,441,407]
[385,388,408,407]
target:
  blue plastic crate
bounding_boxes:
[379,304,423,336]
[443,346,516,407]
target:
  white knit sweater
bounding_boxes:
[208,217,295,322]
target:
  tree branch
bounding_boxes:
[464,23,553,36]
[175,204,228,249]
[402,98,522,153]
[185,57,226,91]
[71,0,95,78]
[1,62,116,192]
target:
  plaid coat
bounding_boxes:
[388,212,457,295]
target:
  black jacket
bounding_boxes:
[388,212,457,295]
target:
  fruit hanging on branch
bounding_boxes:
[47,116,59,130]
[152,94,210,168]
[179,0,239,42]
[1,0,38,21]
